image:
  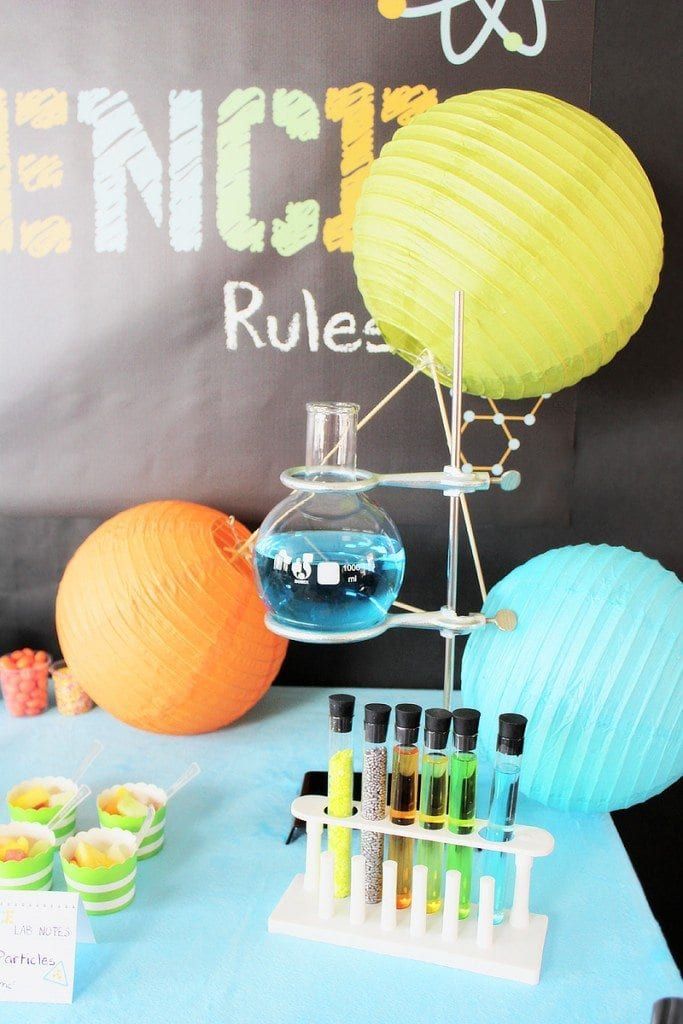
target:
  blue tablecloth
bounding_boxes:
[1,687,680,1024]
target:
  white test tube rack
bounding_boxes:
[268,794,555,985]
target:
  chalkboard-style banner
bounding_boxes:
[0,0,595,523]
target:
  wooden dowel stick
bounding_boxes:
[391,599,426,614]
[460,495,487,603]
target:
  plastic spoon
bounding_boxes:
[49,784,92,833]
[73,740,104,783]
[134,806,156,853]
[165,762,201,802]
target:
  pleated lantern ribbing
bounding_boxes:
[353,89,664,398]
[56,501,287,735]
[462,544,683,813]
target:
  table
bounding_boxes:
[1,687,680,1024]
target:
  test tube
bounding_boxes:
[388,703,421,910]
[447,708,480,919]
[327,693,356,899]
[416,708,451,913]
[361,702,391,904]
[481,713,528,924]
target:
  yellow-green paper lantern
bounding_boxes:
[353,89,663,398]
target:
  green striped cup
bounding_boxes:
[7,776,78,845]
[0,822,56,892]
[61,828,138,915]
[97,783,166,860]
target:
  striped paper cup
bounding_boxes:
[61,828,138,915]
[97,783,167,859]
[7,776,78,845]
[0,822,56,892]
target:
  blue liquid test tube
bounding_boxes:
[481,713,527,925]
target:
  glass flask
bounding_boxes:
[254,401,405,633]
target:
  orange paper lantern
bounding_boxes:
[56,501,287,735]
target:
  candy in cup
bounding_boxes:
[60,808,154,917]
[97,762,201,859]
[51,660,94,716]
[7,742,103,844]
[0,822,57,892]
[0,649,51,716]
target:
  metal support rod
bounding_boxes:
[442,291,465,710]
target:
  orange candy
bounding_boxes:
[0,648,51,718]
[3,849,28,862]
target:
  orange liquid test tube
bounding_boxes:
[388,704,421,909]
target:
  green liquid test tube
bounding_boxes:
[416,708,451,914]
[447,708,480,920]
[328,693,355,899]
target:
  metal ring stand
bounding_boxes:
[269,292,520,705]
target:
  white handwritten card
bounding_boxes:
[0,891,79,1004]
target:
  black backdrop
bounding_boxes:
[0,0,681,966]
[588,0,682,971]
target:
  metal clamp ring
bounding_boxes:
[280,466,379,493]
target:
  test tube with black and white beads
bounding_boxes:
[360,703,391,904]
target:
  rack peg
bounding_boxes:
[350,855,366,926]
[318,851,334,920]
[510,853,533,930]
[304,820,322,894]
[442,869,461,942]
[477,875,495,948]
[410,865,428,938]
[381,860,398,931]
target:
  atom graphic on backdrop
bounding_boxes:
[377,0,562,65]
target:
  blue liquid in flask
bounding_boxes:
[255,530,405,633]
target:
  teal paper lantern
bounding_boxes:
[462,544,683,812]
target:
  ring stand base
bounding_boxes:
[268,874,548,985]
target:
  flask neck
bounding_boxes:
[305,402,359,471]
